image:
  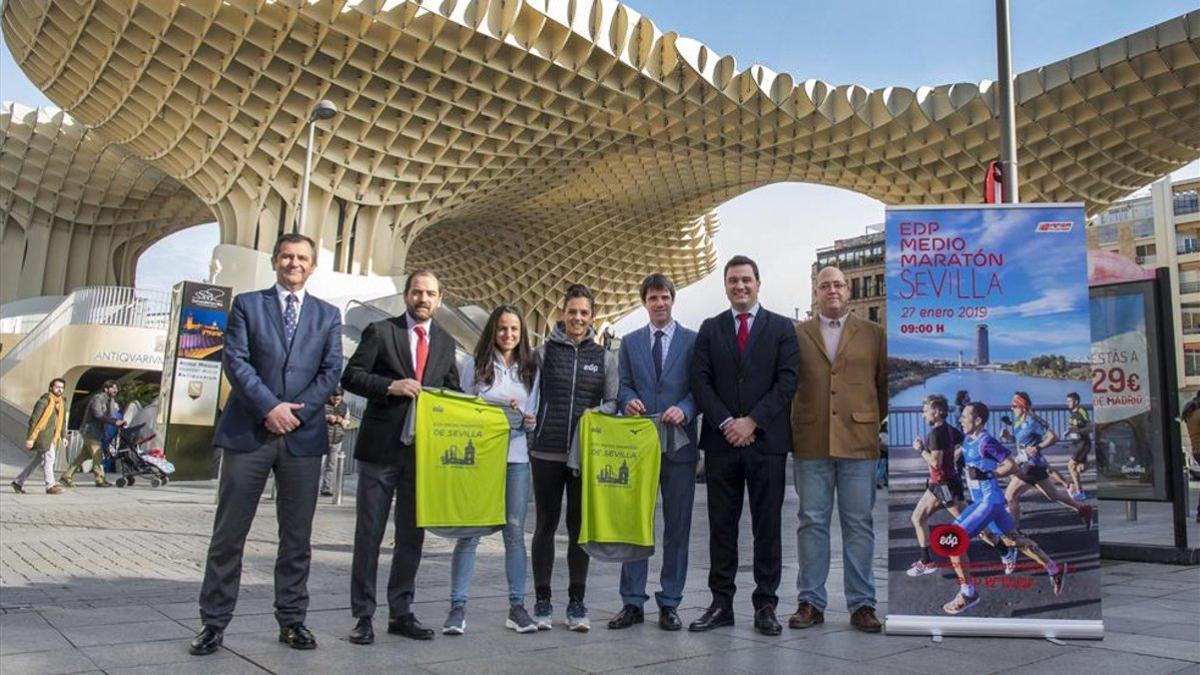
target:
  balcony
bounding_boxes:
[1183,280,1200,296]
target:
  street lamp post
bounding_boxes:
[296,99,338,233]
[995,0,1019,203]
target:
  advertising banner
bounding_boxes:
[159,282,231,480]
[414,389,510,528]
[885,204,1102,639]
[1089,280,1171,501]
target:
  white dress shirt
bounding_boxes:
[405,313,433,374]
[819,312,848,358]
[730,304,760,334]
[648,319,677,371]
[460,354,539,463]
[274,283,306,321]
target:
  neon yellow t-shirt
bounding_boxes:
[414,389,511,528]
[578,411,662,547]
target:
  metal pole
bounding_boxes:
[332,448,347,505]
[1124,500,1138,521]
[995,0,1019,203]
[296,120,316,233]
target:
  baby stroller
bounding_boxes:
[111,423,173,488]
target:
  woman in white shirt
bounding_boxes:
[444,304,539,635]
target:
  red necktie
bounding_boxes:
[414,325,429,382]
[736,312,750,353]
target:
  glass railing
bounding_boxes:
[1181,281,1200,295]
[0,286,170,379]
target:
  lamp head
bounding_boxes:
[310,100,338,122]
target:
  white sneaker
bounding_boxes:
[1002,548,1019,575]
[942,588,981,615]
[906,560,938,577]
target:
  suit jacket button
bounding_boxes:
[832,410,838,416]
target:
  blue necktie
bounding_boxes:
[652,329,664,380]
[284,293,298,344]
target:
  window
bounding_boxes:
[1185,349,1200,378]
[875,274,885,297]
[1135,244,1156,266]
[1175,189,1199,216]
[851,277,861,299]
[1131,218,1155,239]
[868,306,880,323]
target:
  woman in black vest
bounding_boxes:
[530,284,618,632]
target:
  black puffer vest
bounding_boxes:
[532,324,607,460]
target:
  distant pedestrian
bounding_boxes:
[321,389,350,497]
[13,378,67,494]
[61,380,125,488]
[1181,392,1200,523]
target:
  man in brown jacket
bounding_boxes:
[788,266,887,633]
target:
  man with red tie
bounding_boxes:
[341,270,461,645]
[688,255,800,636]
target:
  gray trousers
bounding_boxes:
[199,438,321,630]
[15,446,57,488]
[351,458,423,619]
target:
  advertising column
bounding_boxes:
[884,204,1102,639]
[159,281,232,480]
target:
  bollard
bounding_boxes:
[269,475,277,501]
[1124,500,1138,521]
[332,449,347,505]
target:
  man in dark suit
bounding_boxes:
[191,233,343,655]
[607,273,698,632]
[688,255,800,636]
[341,270,460,645]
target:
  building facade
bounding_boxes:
[1087,176,1200,399]
[812,225,885,324]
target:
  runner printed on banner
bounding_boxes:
[885,204,1102,639]
[576,411,662,559]
[413,388,511,529]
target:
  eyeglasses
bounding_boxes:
[817,282,847,291]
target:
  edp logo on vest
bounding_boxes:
[582,363,599,373]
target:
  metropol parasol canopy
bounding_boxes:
[2,1,1197,325]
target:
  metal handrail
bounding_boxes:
[0,286,171,379]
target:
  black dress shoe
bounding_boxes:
[606,604,644,629]
[688,605,735,632]
[349,617,374,645]
[658,607,682,631]
[279,623,317,650]
[754,605,782,636]
[388,614,434,640]
[188,625,223,656]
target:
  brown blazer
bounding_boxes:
[791,313,887,460]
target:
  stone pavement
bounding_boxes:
[1,436,1198,674]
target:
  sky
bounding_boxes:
[2,0,1197,333]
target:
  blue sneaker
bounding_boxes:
[532,598,553,631]
[566,599,590,632]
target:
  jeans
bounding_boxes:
[450,463,531,606]
[794,458,876,612]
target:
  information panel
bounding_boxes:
[885,204,1102,639]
